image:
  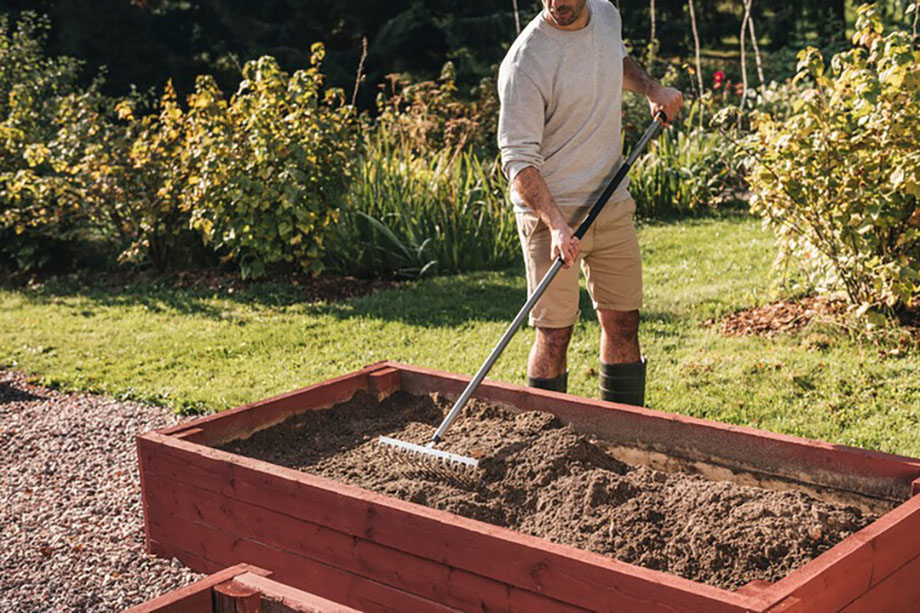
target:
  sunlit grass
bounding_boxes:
[2,214,918,456]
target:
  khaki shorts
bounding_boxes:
[516,196,642,328]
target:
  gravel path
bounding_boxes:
[0,370,204,611]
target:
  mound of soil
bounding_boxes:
[218,391,876,590]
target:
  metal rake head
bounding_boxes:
[377,435,480,483]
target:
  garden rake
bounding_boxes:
[378,112,668,480]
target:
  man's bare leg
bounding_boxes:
[598,309,640,363]
[597,309,646,406]
[526,326,573,392]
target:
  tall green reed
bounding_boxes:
[326,126,519,279]
[629,124,738,218]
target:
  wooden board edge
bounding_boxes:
[234,572,363,613]
[122,562,267,613]
[152,366,394,446]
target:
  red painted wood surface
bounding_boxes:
[735,579,771,596]
[394,362,920,502]
[213,580,261,613]
[145,506,460,613]
[137,362,920,612]
[138,432,755,613]
[839,553,920,612]
[233,571,364,613]
[367,367,401,399]
[141,473,584,613]
[123,563,268,613]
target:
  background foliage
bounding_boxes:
[1,2,918,320]
[746,4,920,310]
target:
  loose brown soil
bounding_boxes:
[219,391,876,591]
[708,296,849,338]
[710,295,920,344]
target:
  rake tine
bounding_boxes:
[378,436,479,483]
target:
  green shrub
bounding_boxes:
[0,13,101,270]
[182,48,355,279]
[746,4,920,310]
[67,85,199,271]
[326,126,517,279]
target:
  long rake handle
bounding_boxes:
[430,113,666,444]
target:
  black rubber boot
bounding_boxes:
[527,371,568,393]
[599,358,647,406]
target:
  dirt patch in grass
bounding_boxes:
[707,296,849,338]
[218,391,877,590]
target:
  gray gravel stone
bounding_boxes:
[0,371,205,612]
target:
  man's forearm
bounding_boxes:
[623,56,659,96]
[512,166,567,230]
[623,56,683,123]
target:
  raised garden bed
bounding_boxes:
[138,362,920,612]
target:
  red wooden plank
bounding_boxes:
[123,563,262,613]
[367,367,401,399]
[839,554,920,612]
[912,476,920,496]
[147,474,577,613]
[138,433,754,613]
[234,572,363,613]
[142,472,585,613]
[214,580,261,613]
[159,364,392,446]
[391,362,920,502]
[145,507,461,613]
[734,579,771,596]
[764,596,802,612]
[756,495,920,611]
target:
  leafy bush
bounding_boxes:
[746,4,920,310]
[374,61,498,157]
[64,84,201,271]
[326,126,517,279]
[182,48,355,278]
[0,13,101,270]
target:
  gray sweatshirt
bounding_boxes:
[498,0,629,212]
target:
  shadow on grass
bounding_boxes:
[5,267,684,329]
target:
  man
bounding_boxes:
[498,0,682,405]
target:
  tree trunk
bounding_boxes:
[687,0,704,124]
[512,0,521,35]
[740,0,751,122]
[747,6,765,95]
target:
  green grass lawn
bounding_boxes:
[2,214,918,456]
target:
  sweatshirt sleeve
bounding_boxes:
[497,63,545,184]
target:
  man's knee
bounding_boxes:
[598,309,639,340]
[535,326,574,354]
